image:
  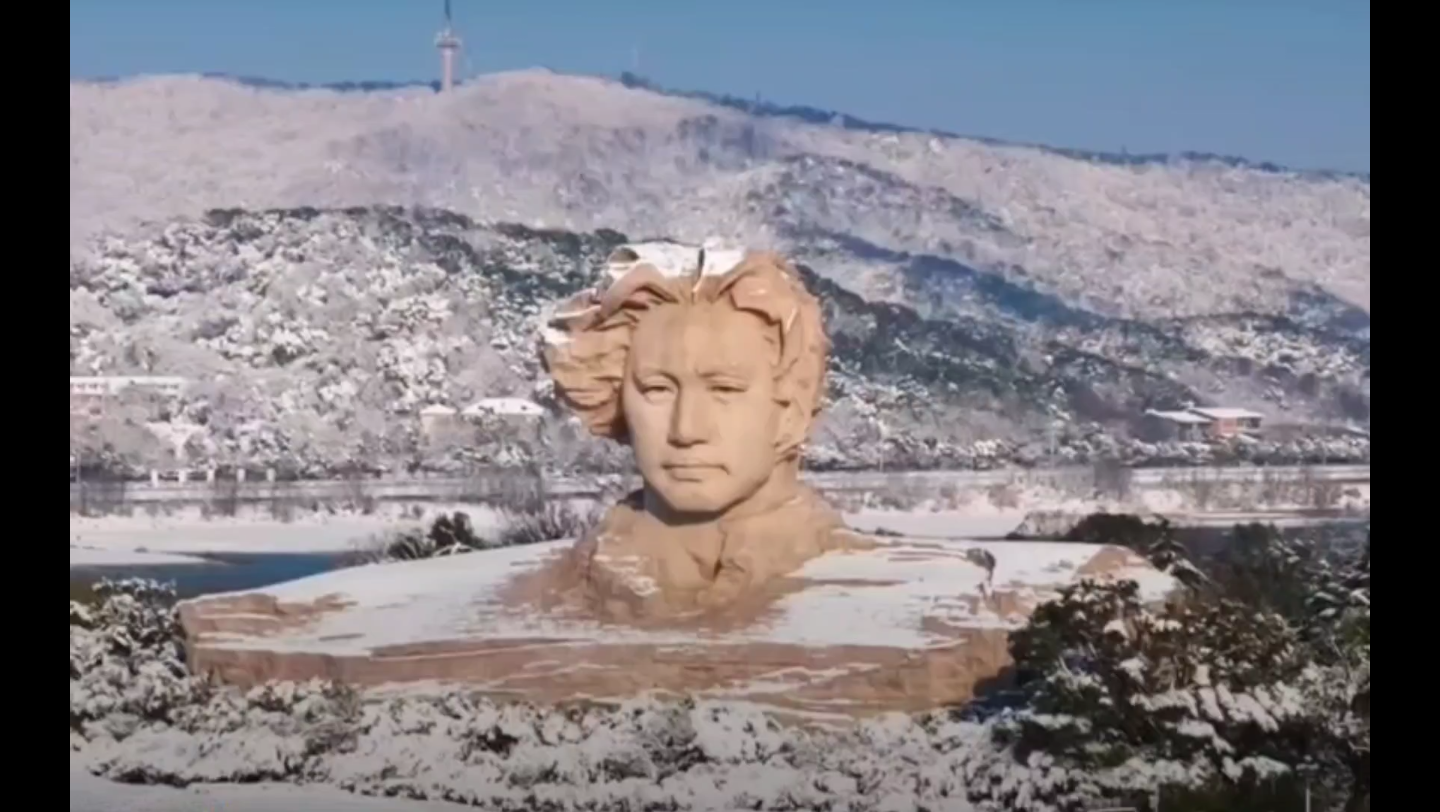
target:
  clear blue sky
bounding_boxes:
[70,0,1370,173]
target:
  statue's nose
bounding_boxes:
[668,391,713,446]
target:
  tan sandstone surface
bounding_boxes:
[179,535,1173,719]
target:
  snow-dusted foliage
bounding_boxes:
[1058,513,1208,588]
[69,72,1369,476]
[973,522,1373,811]
[70,524,1371,811]
[70,579,210,749]
[996,581,1312,806]
[362,503,599,563]
[70,206,1369,477]
[1243,526,1371,807]
[85,688,998,811]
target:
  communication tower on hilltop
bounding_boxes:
[435,0,462,92]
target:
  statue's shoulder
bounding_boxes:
[788,486,878,554]
[588,489,644,539]
[568,490,679,620]
[822,524,880,553]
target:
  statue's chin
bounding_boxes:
[645,482,746,522]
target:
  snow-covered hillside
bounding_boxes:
[69,207,1368,476]
[68,71,1370,474]
[70,71,1370,322]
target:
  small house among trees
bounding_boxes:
[1141,405,1265,441]
[1187,406,1265,437]
[70,375,188,418]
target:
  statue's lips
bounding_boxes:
[661,463,726,482]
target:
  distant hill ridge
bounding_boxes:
[70,70,1369,181]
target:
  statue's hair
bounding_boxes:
[539,246,829,446]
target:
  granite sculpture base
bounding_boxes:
[179,537,1173,720]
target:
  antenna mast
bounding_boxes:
[435,0,463,93]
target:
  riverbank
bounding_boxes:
[69,502,1368,607]
[69,546,211,567]
[69,464,1371,517]
[70,486,1369,571]
[70,550,352,601]
[68,501,507,558]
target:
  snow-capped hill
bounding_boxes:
[70,70,1370,324]
[84,71,1368,180]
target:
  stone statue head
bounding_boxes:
[540,242,828,521]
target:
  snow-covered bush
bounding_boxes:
[992,579,1315,807]
[366,510,487,561]
[361,501,600,564]
[490,501,599,548]
[1060,513,1207,588]
[70,579,209,748]
[965,523,1373,811]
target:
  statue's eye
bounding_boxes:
[711,383,746,395]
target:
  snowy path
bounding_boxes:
[69,766,465,812]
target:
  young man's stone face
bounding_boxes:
[622,302,783,518]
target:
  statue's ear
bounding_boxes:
[774,399,809,459]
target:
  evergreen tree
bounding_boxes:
[986,520,1373,810]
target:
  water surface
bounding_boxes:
[70,552,349,600]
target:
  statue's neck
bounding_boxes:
[642,457,803,528]
[636,457,806,579]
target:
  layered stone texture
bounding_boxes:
[180,536,1173,719]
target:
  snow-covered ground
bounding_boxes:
[69,485,1368,570]
[69,546,211,567]
[844,510,1025,538]
[70,73,1370,320]
[67,503,1034,569]
[67,502,508,564]
[69,761,466,812]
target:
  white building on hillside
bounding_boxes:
[1142,405,1265,441]
[460,398,546,420]
[1185,406,1265,438]
[418,398,547,441]
[1142,409,1212,442]
[70,376,188,416]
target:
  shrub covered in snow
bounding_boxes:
[490,501,599,549]
[985,523,1371,811]
[70,579,210,749]
[997,579,1316,807]
[1061,513,1207,589]
[70,525,1370,811]
[368,511,488,561]
[361,501,600,564]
